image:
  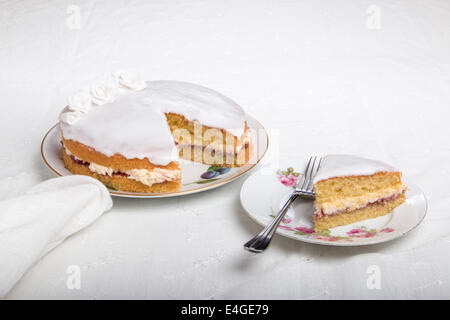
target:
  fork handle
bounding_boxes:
[244,192,299,252]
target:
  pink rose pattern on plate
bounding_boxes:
[276,167,300,187]
[274,167,395,242]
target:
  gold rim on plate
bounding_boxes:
[40,115,269,197]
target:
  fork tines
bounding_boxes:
[295,156,322,196]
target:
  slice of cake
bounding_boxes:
[59,72,252,193]
[313,155,407,231]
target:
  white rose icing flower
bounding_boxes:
[90,76,119,106]
[113,71,147,91]
[60,71,148,127]
[68,87,92,113]
[59,111,82,125]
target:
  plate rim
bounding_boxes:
[240,170,428,246]
[41,114,269,198]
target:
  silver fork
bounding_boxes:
[243,156,322,253]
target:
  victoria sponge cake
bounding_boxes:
[59,72,252,193]
[313,155,407,231]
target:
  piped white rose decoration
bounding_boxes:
[113,71,147,91]
[68,87,92,113]
[60,71,147,125]
[90,77,119,106]
[59,111,82,125]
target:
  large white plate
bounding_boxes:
[240,169,427,246]
[41,114,268,198]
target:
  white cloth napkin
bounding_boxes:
[0,175,113,297]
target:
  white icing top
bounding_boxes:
[60,79,247,165]
[313,154,398,183]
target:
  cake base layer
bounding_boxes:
[313,194,406,232]
[62,150,181,193]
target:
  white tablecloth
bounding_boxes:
[1,0,449,299]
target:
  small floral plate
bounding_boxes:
[41,114,268,198]
[240,167,427,246]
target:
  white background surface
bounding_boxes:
[1,0,450,299]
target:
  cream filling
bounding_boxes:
[65,147,181,186]
[126,168,181,186]
[315,186,407,216]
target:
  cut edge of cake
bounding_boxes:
[166,113,253,168]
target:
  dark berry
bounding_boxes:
[201,171,219,179]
